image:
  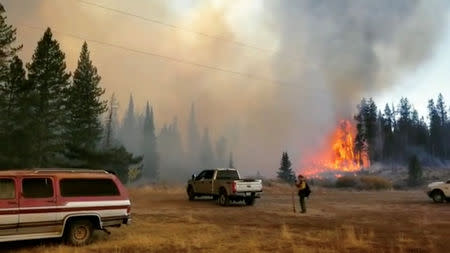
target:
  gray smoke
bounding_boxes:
[3,0,449,177]
[266,0,449,169]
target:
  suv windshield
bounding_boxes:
[216,170,239,180]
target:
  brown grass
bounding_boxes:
[4,185,449,253]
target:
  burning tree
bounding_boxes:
[300,120,370,178]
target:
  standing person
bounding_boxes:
[296,175,310,213]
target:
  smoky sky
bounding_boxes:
[3,0,449,176]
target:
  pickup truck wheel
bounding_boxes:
[218,190,229,206]
[66,219,93,246]
[245,197,255,206]
[187,187,196,201]
[432,190,445,203]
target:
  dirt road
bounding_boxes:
[4,185,450,252]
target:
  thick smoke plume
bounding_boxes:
[269,0,449,168]
[3,0,449,177]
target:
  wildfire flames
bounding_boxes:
[300,120,370,177]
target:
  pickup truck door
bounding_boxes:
[18,177,59,234]
[196,170,215,194]
[0,177,19,236]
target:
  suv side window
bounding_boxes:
[22,178,54,198]
[0,178,15,199]
[204,170,215,180]
[60,179,120,197]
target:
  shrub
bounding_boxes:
[336,176,358,188]
[359,176,392,190]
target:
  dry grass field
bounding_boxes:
[3,184,449,253]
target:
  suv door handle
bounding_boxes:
[8,201,17,205]
[46,200,56,203]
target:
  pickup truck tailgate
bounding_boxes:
[235,180,263,192]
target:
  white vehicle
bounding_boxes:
[426,180,450,203]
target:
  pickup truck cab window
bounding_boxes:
[22,178,54,198]
[0,178,15,199]
[195,171,206,181]
[216,170,239,180]
[203,170,215,179]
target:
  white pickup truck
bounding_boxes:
[186,168,263,206]
[426,180,450,203]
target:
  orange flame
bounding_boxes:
[300,120,369,177]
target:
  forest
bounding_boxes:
[354,96,450,167]
[0,5,231,183]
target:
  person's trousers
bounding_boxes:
[299,196,306,213]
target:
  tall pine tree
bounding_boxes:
[277,152,295,183]
[120,94,138,154]
[0,3,21,81]
[66,42,106,151]
[188,103,200,168]
[200,128,214,168]
[142,102,159,180]
[0,5,23,168]
[27,28,71,167]
[0,56,34,168]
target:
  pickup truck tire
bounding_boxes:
[431,190,445,203]
[245,197,255,206]
[218,189,230,206]
[187,186,196,201]
[65,219,93,246]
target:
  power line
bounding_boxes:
[19,23,291,86]
[78,0,275,54]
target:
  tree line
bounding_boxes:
[111,97,235,182]
[0,6,140,182]
[0,5,233,183]
[354,95,450,167]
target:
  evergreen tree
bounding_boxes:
[0,4,21,81]
[104,93,119,148]
[364,98,378,161]
[142,102,159,180]
[277,152,295,183]
[200,128,214,168]
[382,104,394,161]
[354,98,368,164]
[408,155,423,186]
[0,56,34,168]
[187,103,200,167]
[215,136,227,167]
[397,98,412,147]
[66,42,106,151]
[0,5,23,168]
[158,117,185,181]
[428,99,441,157]
[435,94,449,158]
[120,94,138,154]
[228,152,234,168]
[26,28,71,167]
